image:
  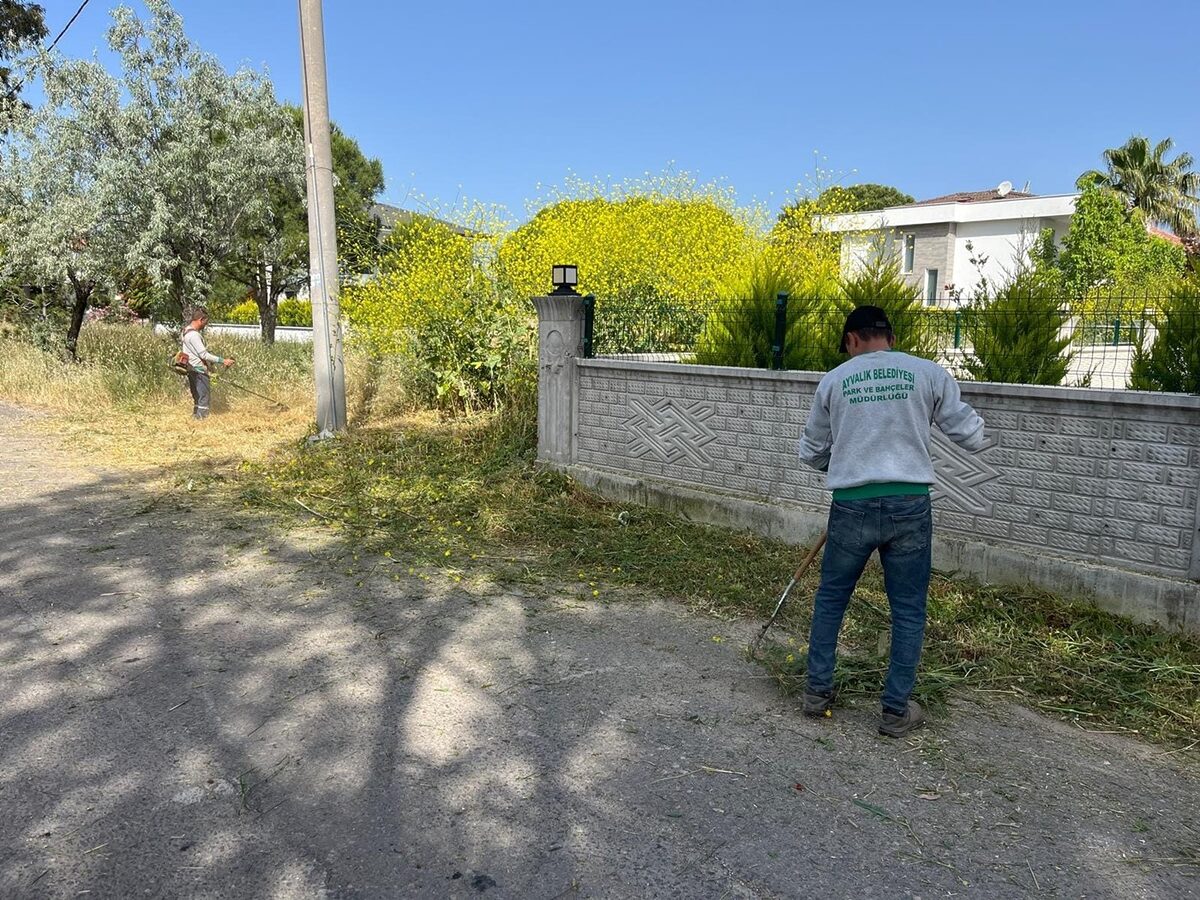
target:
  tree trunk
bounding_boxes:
[168,265,187,321]
[63,273,92,361]
[251,259,276,345]
[258,294,277,345]
[255,276,277,346]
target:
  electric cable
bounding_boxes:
[47,0,94,52]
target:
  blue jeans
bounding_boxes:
[805,495,933,713]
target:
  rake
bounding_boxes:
[751,529,827,654]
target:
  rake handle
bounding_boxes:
[752,529,828,651]
[790,529,828,581]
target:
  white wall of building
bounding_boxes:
[840,233,895,277]
[949,217,1070,296]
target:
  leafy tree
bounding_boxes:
[1,0,301,351]
[1077,135,1199,236]
[0,0,45,108]
[962,274,1073,385]
[0,54,122,357]
[1129,278,1200,393]
[225,105,382,344]
[99,0,301,318]
[818,183,914,212]
[1057,187,1186,302]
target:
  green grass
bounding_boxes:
[211,412,1200,750]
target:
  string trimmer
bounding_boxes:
[212,372,290,411]
[169,351,289,411]
[751,529,827,655]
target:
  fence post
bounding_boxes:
[772,292,788,370]
[582,294,595,359]
[1112,318,1121,346]
[531,294,585,467]
[953,309,962,349]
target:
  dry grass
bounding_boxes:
[0,325,368,473]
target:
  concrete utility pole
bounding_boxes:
[298,0,347,435]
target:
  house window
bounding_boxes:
[901,234,915,274]
[924,269,938,305]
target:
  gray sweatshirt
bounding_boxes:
[798,350,985,492]
[182,327,221,372]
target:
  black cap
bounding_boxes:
[839,305,892,353]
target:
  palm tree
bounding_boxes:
[1076,136,1200,236]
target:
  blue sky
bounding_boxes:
[37,0,1200,224]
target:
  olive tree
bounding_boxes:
[0,0,301,355]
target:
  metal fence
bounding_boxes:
[581,294,1196,391]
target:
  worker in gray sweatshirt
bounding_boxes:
[798,305,985,737]
[180,305,234,420]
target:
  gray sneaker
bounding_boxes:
[803,688,837,719]
[879,700,926,738]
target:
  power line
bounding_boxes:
[47,0,94,52]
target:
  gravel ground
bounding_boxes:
[1,404,1197,899]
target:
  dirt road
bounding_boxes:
[1,404,1197,898]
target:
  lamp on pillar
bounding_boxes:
[551,265,579,295]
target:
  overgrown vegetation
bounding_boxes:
[0,325,313,420]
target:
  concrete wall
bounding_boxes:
[207,323,314,343]
[533,295,1200,632]
[153,323,315,343]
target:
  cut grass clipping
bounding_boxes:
[205,414,1200,751]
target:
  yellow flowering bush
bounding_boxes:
[220,297,312,327]
[498,173,762,302]
[340,209,534,411]
[766,185,858,289]
[334,172,870,407]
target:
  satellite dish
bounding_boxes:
[997,180,1013,197]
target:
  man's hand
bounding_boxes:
[223,358,235,369]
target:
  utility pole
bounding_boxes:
[297,0,346,435]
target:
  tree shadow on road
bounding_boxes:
[2,445,1199,899]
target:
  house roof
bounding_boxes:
[903,189,1037,207]
[816,192,1079,233]
[1147,225,1184,246]
[370,203,474,238]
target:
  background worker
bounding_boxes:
[798,305,986,737]
[180,305,234,420]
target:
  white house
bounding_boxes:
[816,184,1078,306]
